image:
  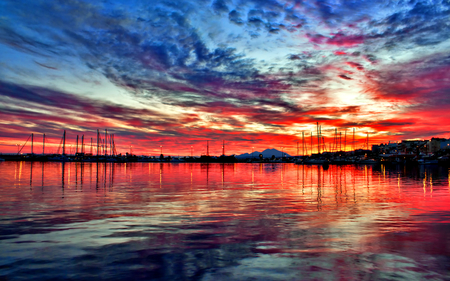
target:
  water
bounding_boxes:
[1,162,450,280]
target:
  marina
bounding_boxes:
[3,129,450,166]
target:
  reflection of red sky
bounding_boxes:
[1,162,449,261]
[2,162,449,214]
[2,163,449,274]
[1,163,449,253]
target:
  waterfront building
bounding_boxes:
[428,138,448,154]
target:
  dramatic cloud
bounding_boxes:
[1,0,450,155]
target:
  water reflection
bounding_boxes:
[0,162,450,280]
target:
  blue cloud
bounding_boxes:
[1,0,450,123]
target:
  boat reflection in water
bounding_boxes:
[1,162,450,280]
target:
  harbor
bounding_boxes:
[2,128,450,166]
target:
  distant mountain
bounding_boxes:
[235,148,291,158]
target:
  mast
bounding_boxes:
[97,129,99,157]
[81,135,84,154]
[222,140,225,156]
[320,126,324,152]
[353,128,355,152]
[335,128,337,153]
[43,134,45,155]
[297,141,299,156]
[339,132,342,152]
[316,122,320,154]
[310,132,313,156]
[110,134,113,156]
[76,135,79,154]
[105,129,108,157]
[304,132,308,156]
[109,132,112,156]
[63,130,66,155]
[91,138,93,155]
[31,133,34,154]
[344,130,347,152]
[302,131,305,156]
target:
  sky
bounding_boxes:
[1,0,450,156]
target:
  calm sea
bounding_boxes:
[1,162,450,280]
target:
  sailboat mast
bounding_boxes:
[96,129,99,157]
[316,122,320,154]
[63,130,66,155]
[110,134,113,156]
[335,128,337,153]
[31,133,34,155]
[105,129,108,157]
[222,140,225,156]
[344,130,347,152]
[320,126,323,152]
[43,134,45,155]
[353,128,355,152]
[302,131,305,156]
[304,132,308,156]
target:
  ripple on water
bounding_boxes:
[0,162,450,280]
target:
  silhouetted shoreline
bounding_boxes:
[1,152,450,166]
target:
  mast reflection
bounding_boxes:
[29,161,33,188]
[41,162,44,189]
[61,162,65,198]
[5,162,450,212]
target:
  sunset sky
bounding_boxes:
[1,0,450,156]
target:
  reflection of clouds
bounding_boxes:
[202,252,448,280]
[1,162,450,279]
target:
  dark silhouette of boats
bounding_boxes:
[198,155,238,163]
[296,157,329,165]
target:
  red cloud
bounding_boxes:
[346,62,364,70]
[307,33,364,47]
[306,33,327,44]
[327,34,364,47]
[338,74,352,80]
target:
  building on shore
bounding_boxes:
[428,138,449,154]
